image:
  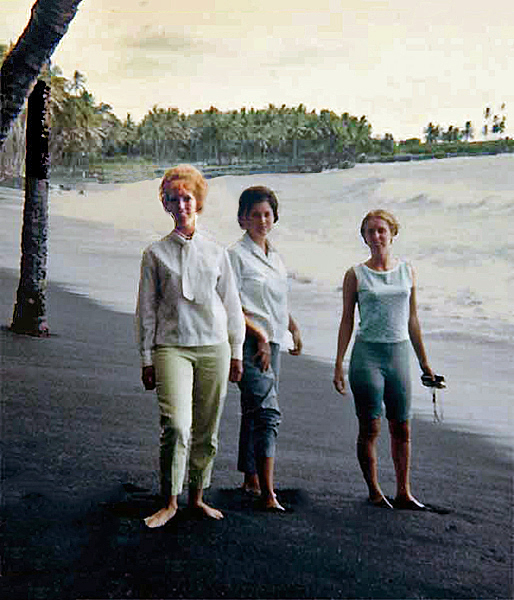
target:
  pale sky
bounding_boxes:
[2,0,512,140]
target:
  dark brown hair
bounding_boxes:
[237,186,279,226]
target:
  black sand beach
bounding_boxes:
[0,267,512,599]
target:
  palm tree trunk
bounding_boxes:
[11,80,51,336]
[292,138,298,164]
[0,0,84,149]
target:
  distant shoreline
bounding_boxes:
[2,146,513,191]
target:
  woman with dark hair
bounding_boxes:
[136,164,245,528]
[333,209,435,510]
[228,186,302,511]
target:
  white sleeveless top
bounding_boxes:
[354,261,412,343]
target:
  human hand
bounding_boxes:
[288,327,303,356]
[142,365,156,390]
[333,364,346,395]
[254,338,271,371]
[420,363,436,381]
[229,359,243,382]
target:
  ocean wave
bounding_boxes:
[343,177,386,199]
[499,200,514,214]
[453,289,483,307]
[424,327,514,348]
[447,194,514,215]
[451,198,489,212]
[397,193,442,208]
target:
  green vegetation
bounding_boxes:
[0,56,511,185]
[372,110,512,163]
[36,68,372,180]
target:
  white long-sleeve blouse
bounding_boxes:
[228,232,289,346]
[136,230,245,367]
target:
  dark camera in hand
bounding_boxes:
[421,374,446,389]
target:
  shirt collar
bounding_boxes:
[168,229,198,246]
[242,231,276,259]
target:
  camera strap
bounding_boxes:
[432,388,443,423]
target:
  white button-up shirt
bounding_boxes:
[136,230,245,367]
[228,232,289,346]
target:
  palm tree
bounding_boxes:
[11,79,51,336]
[442,125,461,143]
[284,104,310,164]
[121,113,138,156]
[492,114,506,137]
[463,121,474,142]
[163,108,189,161]
[343,114,372,159]
[1,0,84,149]
[0,45,26,183]
[50,74,105,169]
[317,109,341,166]
[70,69,86,95]
[483,106,492,138]
[483,104,507,139]
[4,0,84,336]
[424,122,440,145]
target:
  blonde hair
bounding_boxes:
[360,209,400,239]
[159,164,208,212]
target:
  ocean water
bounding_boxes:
[1,155,512,450]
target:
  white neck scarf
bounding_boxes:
[171,230,209,304]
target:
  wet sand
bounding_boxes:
[0,268,512,599]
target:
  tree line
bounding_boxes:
[423,105,507,145]
[1,63,374,177]
[1,51,511,182]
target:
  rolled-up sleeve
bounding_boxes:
[217,249,245,360]
[135,249,158,367]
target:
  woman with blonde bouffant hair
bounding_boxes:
[136,164,245,527]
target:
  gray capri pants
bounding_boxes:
[349,338,412,422]
[237,336,281,474]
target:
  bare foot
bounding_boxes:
[368,495,394,509]
[190,500,224,520]
[262,492,285,512]
[393,495,426,510]
[143,505,178,528]
[241,483,261,497]
[368,489,393,508]
[242,474,261,496]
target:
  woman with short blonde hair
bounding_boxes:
[334,209,435,510]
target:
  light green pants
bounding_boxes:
[153,342,231,499]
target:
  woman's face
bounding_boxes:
[244,200,274,241]
[363,216,393,252]
[162,185,198,234]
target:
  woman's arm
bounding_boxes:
[136,250,158,389]
[217,250,246,372]
[407,264,435,378]
[288,314,302,356]
[243,312,272,371]
[333,268,357,395]
[227,246,272,372]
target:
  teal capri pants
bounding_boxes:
[349,338,412,422]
